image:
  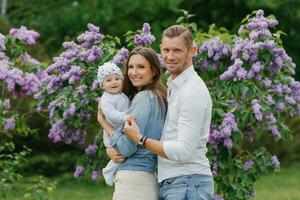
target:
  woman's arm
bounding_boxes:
[108,91,152,157]
[97,98,114,135]
[106,147,125,164]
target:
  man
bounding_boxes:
[124,25,214,200]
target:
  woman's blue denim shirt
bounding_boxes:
[109,90,166,173]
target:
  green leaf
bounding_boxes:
[176,16,185,24]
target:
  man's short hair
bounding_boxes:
[162,25,193,49]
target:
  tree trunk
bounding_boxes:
[1,0,7,16]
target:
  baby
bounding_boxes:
[97,62,132,186]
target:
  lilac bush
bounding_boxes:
[35,23,156,180]
[193,10,298,199]
[0,26,43,193]
[0,26,41,135]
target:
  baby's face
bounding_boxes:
[102,74,123,94]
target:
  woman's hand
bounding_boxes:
[97,97,105,125]
[106,147,125,164]
[98,97,114,134]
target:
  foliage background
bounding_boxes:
[0,0,299,188]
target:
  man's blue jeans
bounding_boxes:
[159,174,214,200]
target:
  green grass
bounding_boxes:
[254,163,300,200]
[2,174,113,200]
[2,164,300,200]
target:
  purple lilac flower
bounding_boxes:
[77,23,104,48]
[208,126,222,150]
[134,23,155,46]
[251,99,263,121]
[275,102,285,112]
[273,84,283,94]
[85,144,98,155]
[79,46,103,62]
[113,47,129,64]
[266,113,277,124]
[262,78,272,88]
[48,101,58,115]
[271,155,280,168]
[9,26,40,45]
[47,56,71,73]
[220,59,247,81]
[213,194,224,200]
[91,170,100,181]
[0,33,6,51]
[77,85,86,94]
[266,95,274,105]
[285,96,296,105]
[33,92,42,100]
[22,73,41,95]
[48,120,74,143]
[37,105,45,112]
[71,130,87,144]
[87,23,100,32]
[244,160,254,171]
[231,39,259,62]
[198,37,231,70]
[63,103,76,118]
[35,69,48,81]
[60,47,79,59]
[247,61,264,80]
[68,65,85,84]
[20,53,40,65]
[3,99,11,109]
[63,41,78,49]
[268,125,282,139]
[209,113,237,151]
[223,138,233,149]
[220,112,238,136]
[46,75,60,94]
[0,52,9,61]
[282,85,291,94]
[5,67,24,90]
[92,80,99,89]
[74,166,85,178]
[0,60,10,80]
[3,118,16,132]
[244,10,278,41]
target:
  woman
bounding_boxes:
[98,46,167,200]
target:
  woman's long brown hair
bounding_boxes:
[122,46,167,112]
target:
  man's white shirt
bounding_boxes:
[158,65,212,182]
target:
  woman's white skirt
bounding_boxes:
[113,170,158,200]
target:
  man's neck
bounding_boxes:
[170,64,192,80]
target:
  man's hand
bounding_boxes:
[106,148,125,164]
[123,118,142,144]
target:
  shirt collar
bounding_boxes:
[168,65,195,88]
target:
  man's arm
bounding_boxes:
[123,120,168,159]
[124,91,209,162]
